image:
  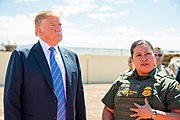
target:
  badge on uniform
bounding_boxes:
[142,86,152,97]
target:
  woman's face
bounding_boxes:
[132,44,155,76]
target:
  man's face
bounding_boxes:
[154,49,164,67]
[37,15,63,46]
[132,44,155,76]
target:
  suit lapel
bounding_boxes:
[58,47,72,101]
[33,42,54,91]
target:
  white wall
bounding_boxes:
[0,52,11,85]
[0,51,129,85]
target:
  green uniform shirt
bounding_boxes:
[102,68,180,112]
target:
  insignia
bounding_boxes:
[120,90,129,95]
[142,86,152,97]
[129,90,137,94]
[119,89,137,95]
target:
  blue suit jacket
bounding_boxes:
[4,42,86,120]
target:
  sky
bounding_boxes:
[0,0,180,51]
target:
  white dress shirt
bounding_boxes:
[39,39,66,97]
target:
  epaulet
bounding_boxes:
[118,71,133,80]
[113,71,133,91]
[155,71,173,83]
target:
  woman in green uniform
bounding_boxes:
[102,40,180,120]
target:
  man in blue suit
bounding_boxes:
[4,10,86,120]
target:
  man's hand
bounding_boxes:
[130,98,153,120]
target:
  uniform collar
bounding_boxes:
[132,68,157,81]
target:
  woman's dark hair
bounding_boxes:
[130,40,154,58]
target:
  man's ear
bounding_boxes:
[36,27,43,36]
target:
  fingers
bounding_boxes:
[136,117,141,120]
[130,98,151,120]
[133,102,141,108]
[130,113,138,118]
[130,108,138,113]
[144,98,149,105]
[134,98,149,107]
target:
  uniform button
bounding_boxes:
[54,99,57,103]
[53,116,57,120]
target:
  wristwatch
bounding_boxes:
[151,109,157,119]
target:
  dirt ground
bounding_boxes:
[0,84,111,120]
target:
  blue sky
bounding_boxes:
[0,0,180,51]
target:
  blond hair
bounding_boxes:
[34,10,59,36]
